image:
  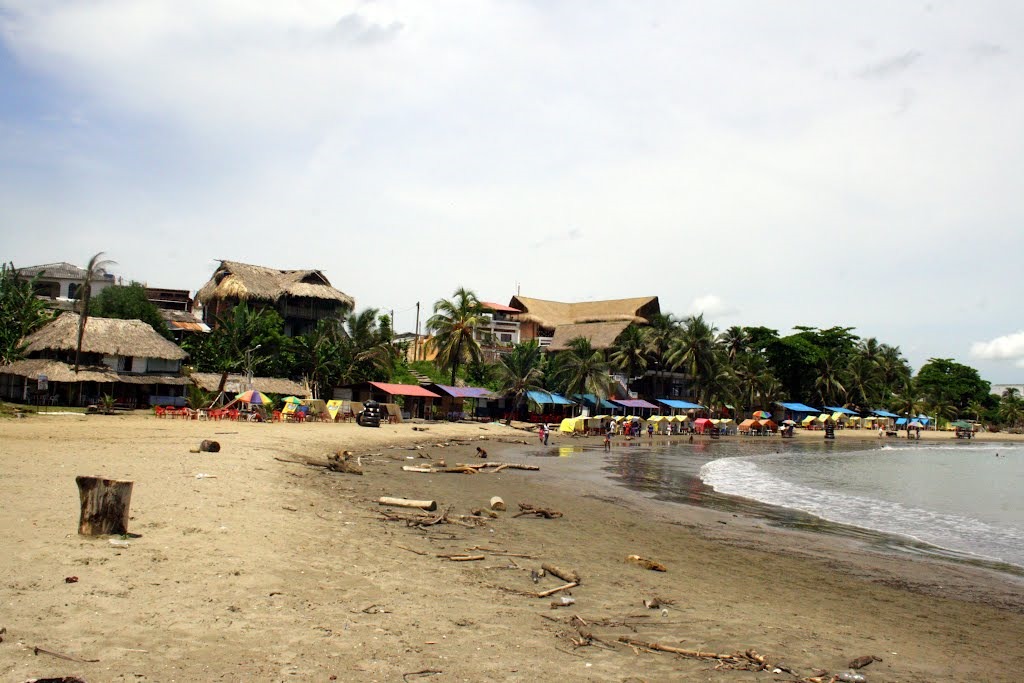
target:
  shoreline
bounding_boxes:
[1,414,1023,681]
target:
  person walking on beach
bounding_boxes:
[538,424,545,444]
[603,430,611,451]
[647,422,654,438]
[543,423,550,445]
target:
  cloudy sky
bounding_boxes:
[2,1,1023,382]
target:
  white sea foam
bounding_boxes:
[700,455,1024,567]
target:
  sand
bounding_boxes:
[1,414,1022,682]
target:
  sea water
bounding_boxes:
[595,438,1024,571]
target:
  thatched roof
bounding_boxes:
[547,321,633,351]
[509,296,659,330]
[22,313,187,360]
[188,372,309,397]
[196,260,354,307]
[0,358,188,385]
[18,262,112,281]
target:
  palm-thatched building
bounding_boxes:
[196,260,354,337]
[0,312,189,407]
[508,295,660,351]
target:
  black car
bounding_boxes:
[357,400,382,427]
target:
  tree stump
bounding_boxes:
[76,476,134,536]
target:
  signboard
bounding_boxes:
[37,374,48,391]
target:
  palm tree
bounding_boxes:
[877,344,912,401]
[426,288,485,385]
[73,252,116,373]
[843,355,880,411]
[965,399,986,423]
[814,350,847,406]
[644,313,679,396]
[669,314,719,400]
[718,325,749,363]
[495,340,546,425]
[608,325,648,387]
[998,393,1023,429]
[551,337,614,413]
[340,308,398,383]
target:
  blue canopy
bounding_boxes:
[572,394,619,410]
[871,409,899,418]
[527,391,575,406]
[895,417,908,425]
[917,415,931,425]
[778,402,820,413]
[658,399,704,410]
[824,405,858,415]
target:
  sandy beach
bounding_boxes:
[1,415,1022,683]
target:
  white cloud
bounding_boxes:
[970,332,1024,362]
[687,295,737,319]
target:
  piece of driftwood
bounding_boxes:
[438,554,485,562]
[627,554,667,572]
[33,645,100,663]
[379,497,438,511]
[849,655,882,669]
[456,462,539,471]
[643,597,675,609]
[470,508,499,518]
[542,563,581,584]
[536,581,578,598]
[402,465,434,473]
[489,496,506,511]
[514,503,563,519]
[75,476,133,536]
[616,637,744,663]
[328,451,363,475]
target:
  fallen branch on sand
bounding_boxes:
[626,554,667,572]
[536,581,578,598]
[514,503,563,519]
[403,669,442,682]
[33,646,100,663]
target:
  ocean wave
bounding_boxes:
[700,456,1024,567]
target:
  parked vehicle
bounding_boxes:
[357,399,381,428]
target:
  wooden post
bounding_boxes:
[76,476,134,535]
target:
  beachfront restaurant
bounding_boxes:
[422,383,499,421]
[612,398,661,418]
[776,402,822,424]
[524,390,576,422]
[571,393,621,415]
[341,381,440,420]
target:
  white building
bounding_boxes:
[18,262,116,302]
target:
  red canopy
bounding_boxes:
[694,417,715,434]
[368,382,440,398]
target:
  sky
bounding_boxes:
[2,1,1023,383]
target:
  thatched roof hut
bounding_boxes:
[548,321,633,351]
[23,313,187,360]
[0,358,120,383]
[509,296,659,330]
[196,260,354,308]
[189,372,309,397]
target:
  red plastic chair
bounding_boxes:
[272,410,282,422]
[155,406,166,418]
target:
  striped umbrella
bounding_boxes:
[281,396,303,405]
[236,390,272,405]
[752,410,772,420]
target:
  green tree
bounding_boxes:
[427,287,485,385]
[718,325,749,363]
[74,252,116,373]
[292,319,345,399]
[337,308,398,384]
[89,283,172,339]
[550,337,614,411]
[0,263,53,363]
[608,325,648,385]
[669,314,719,403]
[495,340,546,425]
[843,355,880,410]
[914,358,990,412]
[814,350,847,406]
[644,313,680,396]
[997,392,1023,428]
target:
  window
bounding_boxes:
[499,333,512,342]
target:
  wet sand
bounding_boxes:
[1,414,1022,682]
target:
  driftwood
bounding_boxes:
[536,581,578,598]
[457,462,539,471]
[328,451,363,475]
[489,496,506,511]
[470,508,499,518]
[379,497,438,511]
[542,563,581,584]
[437,554,485,562]
[75,476,133,536]
[514,503,563,519]
[626,554,667,572]
[402,466,434,473]
[33,645,100,663]
[849,655,882,669]
[616,637,746,663]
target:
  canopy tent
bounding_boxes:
[693,417,715,434]
[738,418,762,431]
[558,417,587,433]
[950,420,973,429]
[572,394,620,411]
[368,381,440,398]
[431,384,497,399]
[655,397,704,409]
[817,413,832,422]
[801,415,818,426]
[824,405,858,415]
[613,398,660,411]
[871,409,899,418]
[777,401,820,414]
[527,390,575,406]
[895,417,908,425]
[762,419,777,430]
[830,411,849,423]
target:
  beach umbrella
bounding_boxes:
[782,419,796,426]
[908,420,924,428]
[281,396,303,405]
[236,390,272,405]
[752,410,771,420]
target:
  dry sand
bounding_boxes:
[1,414,1022,682]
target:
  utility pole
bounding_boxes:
[414,301,420,362]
